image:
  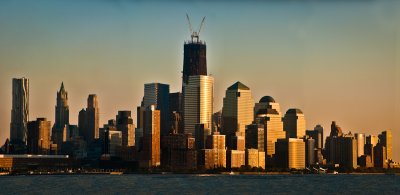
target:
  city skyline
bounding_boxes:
[0,0,399,161]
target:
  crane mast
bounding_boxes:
[186,14,206,42]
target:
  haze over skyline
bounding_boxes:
[0,0,399,160]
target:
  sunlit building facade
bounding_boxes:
[183,75,214,135]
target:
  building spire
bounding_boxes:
[60,82,65,92]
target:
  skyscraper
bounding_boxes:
[306,124,324,164]
[304,137,316,166]
[81,94,100,143]
[52,82,70,148]
[142,83,170,137]
[116,111,135,147]
[182,35,207,87]
[378,130,392,160]
[275,138,306,169]
[183,75,214,135]
[355,133,365,158]
[169,92,183,134]
[140,105,161,168]
[54,82,69,129]
[27,118,51,154]
[254,96,286,157]
[10,77,29,146]
[283,109,306,139]
[221,81,254,149]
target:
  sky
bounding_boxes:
[0,0,399,160]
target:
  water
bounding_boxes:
[0,174,399,194]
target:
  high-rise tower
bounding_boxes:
[283,108,306,139]
[141,83,170,137]
[221,81,254,149]
[10,77,29,146]
[54,82,69,128]
[86,94,100,143]
[183,75,214,135]
[52,82,70,147]
[182,15,207,86]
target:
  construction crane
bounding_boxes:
[186,13,206,42]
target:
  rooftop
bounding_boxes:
[227,81,250,91]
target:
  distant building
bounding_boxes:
[212,111,222,132]
[245,124,264,151]
[364,135,379,162]
[254,96,281,118]
[373,142,388,168]
[227,150,245,169]
[283,109,306,139]
[245,149,265,169]
[366,135,379,147]
[339,134,357,169]
[183,75,214,135]
[254,96,285,166]
[221,81,254,149]
[108,130,122,157]
[161,133,197,170]
[359,154,373,168]
[198,132,226,169]
[324,121,343,163]
[142,83,170,137]
[304,137,315,166]
[206,132,225,150]
[52,82,70,151]
[136,106,146,152]
[306,125,324,164]
[116,111,135,147]
[195,123,211,150]
[231,132,245,151]
[378,130,392,160]
[354,133,365,158]
[10,77,29,149]
[275,138,305,169]
[182,36,207,87]
[27,118,51,154]
[169,92,183,134]
[140,105,161,168]
[79,95,100,144]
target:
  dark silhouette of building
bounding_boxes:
[10,77,29,150]
[52,82,70,149]
[195,124,211,150]
[27,118,51,154]
[245,124,264,151]
[306,125,324,164]
[161,133,196,170]
[79,95,100,144]
[169,92,183,134]
[182,40,207,86]
[374,142,388,168]
[116,111,135,147]
[305,137,315,166]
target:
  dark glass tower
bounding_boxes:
[182,41,207,85]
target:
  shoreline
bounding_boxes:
[1,171,398,176]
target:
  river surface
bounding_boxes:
[0,174,399,194]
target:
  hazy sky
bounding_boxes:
[0,0,399,160]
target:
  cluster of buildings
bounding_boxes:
[0,29,395,172]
